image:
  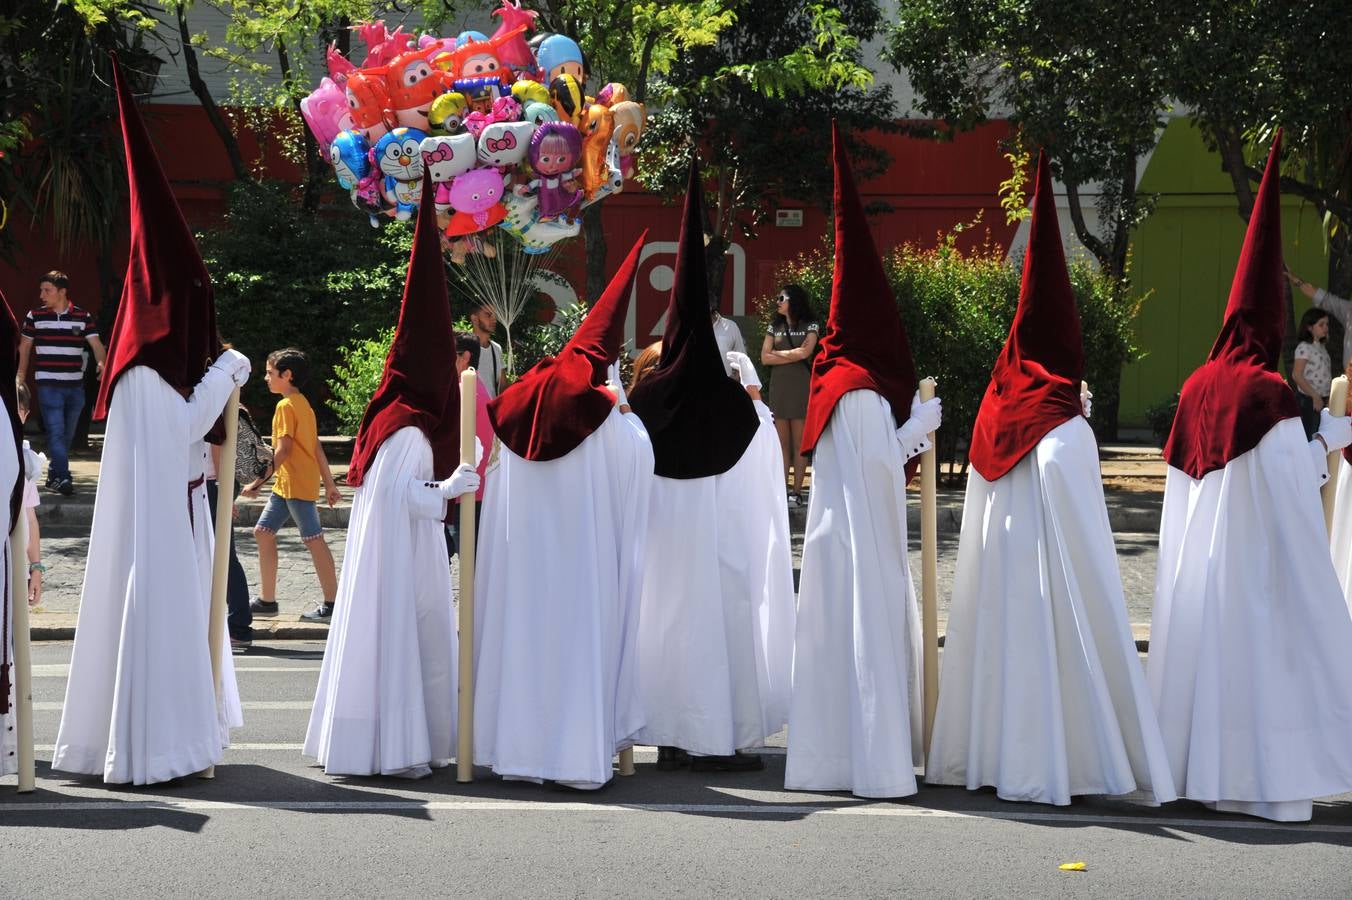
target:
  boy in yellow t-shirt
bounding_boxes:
[241,348,342,622]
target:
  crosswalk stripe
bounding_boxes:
[31,665,322,676]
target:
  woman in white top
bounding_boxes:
[1292,307,1332,438]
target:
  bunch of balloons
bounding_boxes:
[300,1,646,262]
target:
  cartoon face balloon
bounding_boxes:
[448,167,508,232]
[300,77,355,154]
[375,127,427,183]
[477,121,535,169]
[345,70,394,143]
[420,133,477,183]
[522,101,559,127]
[550,74,585,126]
[510,79,550,106]
[610,100,645,156]
[428,92,469,134]
[330,130,371,190]
[536,34,585,82]
[385,48,446,131]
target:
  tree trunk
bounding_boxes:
[705,233,729,311]
[175,6,248,181]
[583,203,607,304]
[278,40,326,213]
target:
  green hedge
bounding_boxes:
[768,228,1142,476]
[199,181,413,431]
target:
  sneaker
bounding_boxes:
[57,478,74,496]
[301,602,335,622]
[786,491,801,509]
[230,637,252,654]
[42,477,59,493]
[249,597,280,617]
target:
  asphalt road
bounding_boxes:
[3,642,1349,898]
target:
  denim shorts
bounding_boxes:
[255,492,323,541]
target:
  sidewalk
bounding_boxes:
[25,439,1168,644]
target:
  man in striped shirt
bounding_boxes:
[17,271,106,495]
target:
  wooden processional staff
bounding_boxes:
[203,386,241,780]
[1323,375,1349,535]
[457,368,478,783]
[918,377,939,762]
[10,507,33,792]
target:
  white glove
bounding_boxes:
[214,348,252,387]
[895,392,941,461]
[607,361,628,407]
[726,351,761,390]
[22,443,40,481]
[1317,408,1352,452]
[1081,386,1093,419]
[437,462,481,498]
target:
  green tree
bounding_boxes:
[885,0,1170,288]
[638,1,891,299]
[1166,0,1352,301]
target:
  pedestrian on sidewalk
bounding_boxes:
[1150,133,1352,823]
[242,348,342,622]
[784,124,942,800]
[52,58,251,785]
[1292,307,1332,438]
[760,284,818,508]
[305,182,479,778]
[627,165,794,775]
[926,152,1175,807]
[17,270,107,496]
[469,301,506,398]
[15,383,46,609]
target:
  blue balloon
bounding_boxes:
[536,34,584,80]
[457,30,489,45]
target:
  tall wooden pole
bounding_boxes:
[1323,375,1348,535]
[918,377,939,763]
[457,369,478,783]
[10,511,33,792]
[201,387,240,780]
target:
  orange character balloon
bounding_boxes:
[609,100,645,178]
[345,68,396,143]
[385,48,448,131]
[580,104,615,199]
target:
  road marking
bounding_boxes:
[0,798,1347,834]
[33,701,314,711]
[31,665,321,677]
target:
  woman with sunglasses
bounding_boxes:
[761,284,819,506]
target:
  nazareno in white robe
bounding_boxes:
[785,389,924,798]
[1326,459,1352,609]
[634,399,795,755]
[473,408,652,786]
[0,398,20,778]
[304,426,457,777]
[1150,416,1352,821]
[927,415,1175,805]
[52,363,240,784]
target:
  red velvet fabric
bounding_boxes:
[1164,132,1299,479]
[94,54,222,422]
[488,232,647,461]
[800,122,918,467]
[627,162,758,479]
[968,151,1085,482]
[347,178,460,487]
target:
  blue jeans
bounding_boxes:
[255,492,324,541]
[207,479,253,642]
[37,382,84,482]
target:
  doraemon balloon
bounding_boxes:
[374,127,428,221]
[330,130,370,190]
